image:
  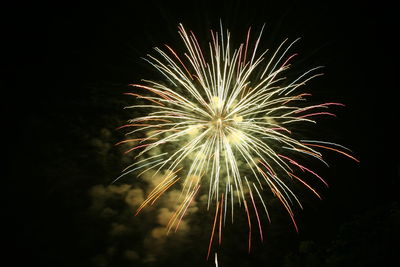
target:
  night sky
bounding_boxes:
[5,1,399,266]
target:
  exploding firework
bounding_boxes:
[116,23,358,257]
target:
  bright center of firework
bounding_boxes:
[208,96,231,131]
[212,116,224,128]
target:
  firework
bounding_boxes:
[117,23,358,257]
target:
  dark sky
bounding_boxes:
[5,1,399,266]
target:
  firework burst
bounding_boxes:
[117,23,358,257]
